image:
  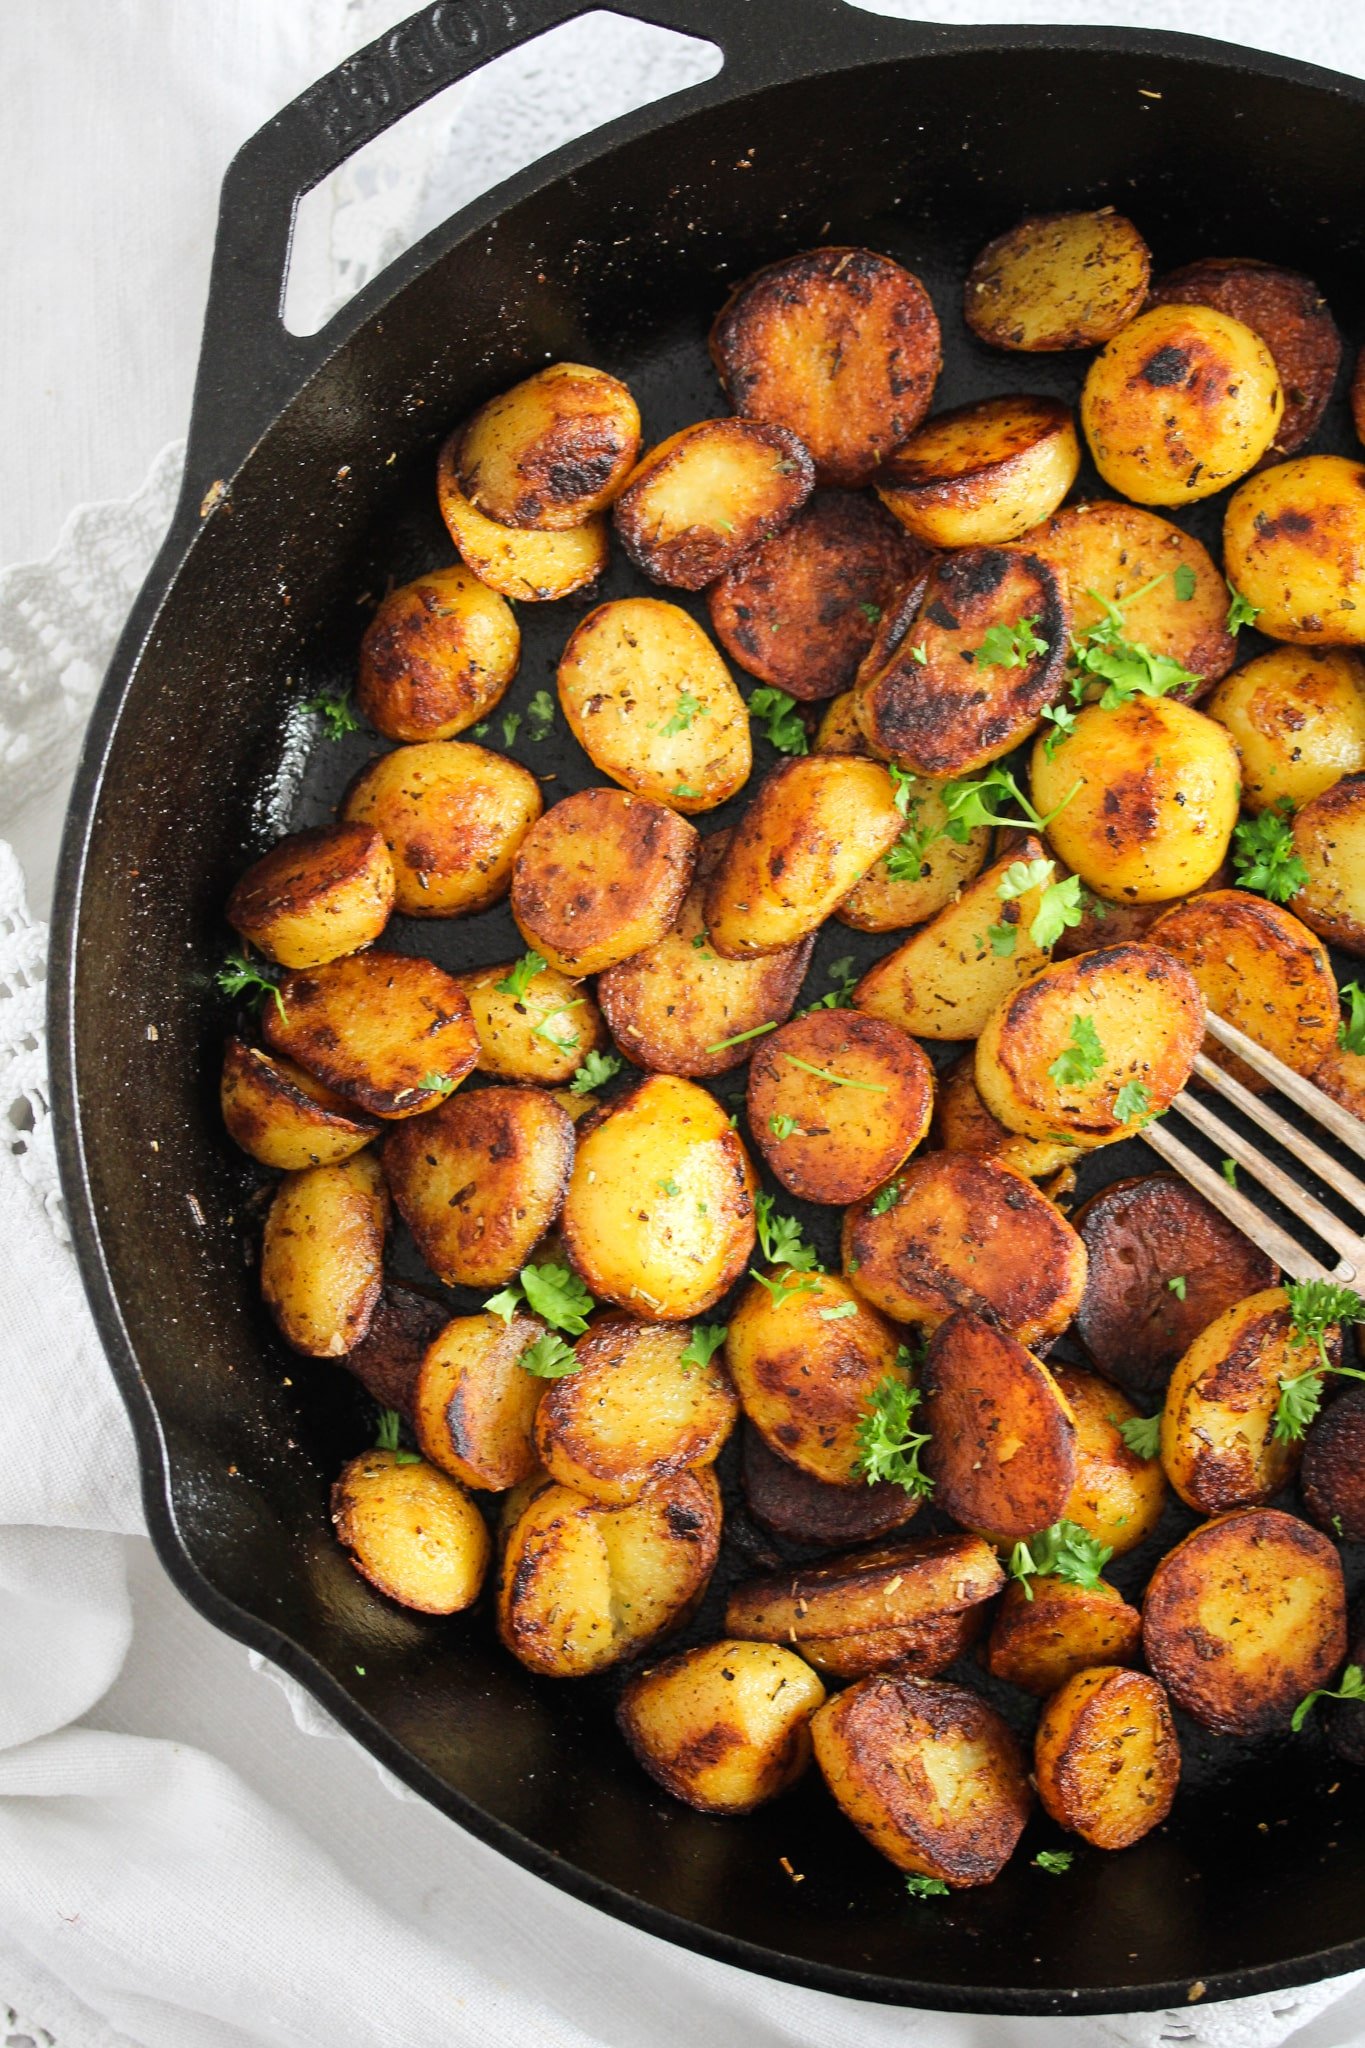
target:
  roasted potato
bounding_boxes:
[1354,347,1365,448]
[260,1151,388,1357]
[1223,454,1365,645]
[343,1283,448,1414]
[331,1448,491,1615]
[1308,1038,1365,1122]
[748,1010,934,1205]
[973,944,1205,1148]
[920,1310,1078,1539]
[411,1310,545,1491]
[1054,1364,1166,1554]
[455,957,608,1086]
[355,564,520,742]
[1160,1288,1325,1514]
[740,1425,920,1547]
[220,1038,379,1169]
[1081,303,1282,504]
[264,950,480,1118]
[836,771,991,932]
[510,787,698,976]
[342,741,542,918]
[986,1578,1141,1697]
[1149,889,1340,1086]
[1142,1507,1347,1736]
[876,396,1079,547]
[1034,1668,1180,1850]
[226,823,395,969]
[559,1073,756,1319]
[703,756,903,959]
[814,688,877,759]
[1289,771,1365,955]
[932,1052,1081,1181]
[435,430,608,601]
[711,247,942,487]
[1206,648,1365,811]
[612,419,813,589]
[555,597,751,812]
[964,209,1151,352]
[811,1674,1031,1883]
[618,1640,826,1814]
[844,1154,1087,1349]
[1301,1386,1365,1542]
[455,362,640,528]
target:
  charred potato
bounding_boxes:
[331,1449,491,1614]
[264,950,479,1118]
[932,1051,1081,1181]
[1206,647,1365,811]
[740,1425,920,1547]
[1301,1386,1365,1542]
[1034,1668,1180,1849]
[1289,771,1365,956]
[1149,889,1341,1085]
[455,362,640,528]
[411,1310,545,1491]
[226,823,395,968]
[356,564,520,742]
[964,209,1151,352]
[986,1578,1141,1697]
[343,1283,448,1414]
[836,770,991,933]
[612,419,813,589]
[747,1010,934,1204]
[618,1641,825,1814]
[510,787,698,976]
[920,1310,1078,1540]
[1223,455,1365,645]
[261,1151,388,1357]
[342,741,542,918]
[1054,1364,1166,1555]
[436,430,608,601]
[455,957,608,1086]
[876,395,1079,547]
[220,1038,379,1169]
[1160,1288,1324,1514]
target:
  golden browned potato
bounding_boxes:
[986,1578,1141,1697]
[356,564,520,742]
[410,1310,545,1490]
[332,1449,491,1614]
[747,1009,934,1204]
[226,824,395,969]
[920,1310,1078,1539]
[382,1085,573,1289]
[1149,889,1340,1085]
[1290,772,1365,956]
[704,756,903,959]
[612,419,814,589]
[844,1155,1087,1349]
[533,1315,738,1505]
[1081,304,1281,505]
[1160,1288,1327,1514]
[555,598,751,812]
[261,1151,388,1357]
[932,1052,1081,1181]
[510,787,698,977]
[1223,455,1365,645]
[974,944,1205,1148]
[455,362,640,528]
[342,741,542,918]
[876,396,1079,547]
[264,950,479,1118]
[435,430,609,602]
[740,1425,921,1547]
[1031,698,1240,902]
[1053,1364,1166,1554]
[814,688,878,759]
[964,210,1151,352]
[1142,1507,1346,1735]
[618,1641,825,1814]
[1206,648,1365,811]
[454,957,608,1086]
[1310,1038,1365,1121]
[811,1674,1031,1883]
[559,1073,756,1319]
[836,771,991,933]
[220,1038,379,1169]
[1034,1668,1180,1849]
[711,247,941,487]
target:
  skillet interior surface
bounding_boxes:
[52,14,1365,2012]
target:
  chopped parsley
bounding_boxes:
[1119,1413,1161,1460]
[754,1191,820,1273]
[1292,1663,1365,1733]
[303,688,361,740]
[526,688,556,740]
[1033,1850,1074,1876]
[518,1331,580,1378]
[1008,1520,1112,1601]
[1067,577,1200,708]
[485,1260,595,1336]
[782,1053,887,1093]
[1113,1078,1152,1125]
[657,690,708,735]
[501,710,522,746]
[569,1048,623,1094]
[870,1180,904,1217]
[1173,564,1197,602]
[1231,802,1309,904]
[1226,582,1261,633]
[680,1324,728,1373]
[748,685,808,756]
[1048,1014,1106,1088]
[768,1113,803,1141]
[973,616,1048,669]
[495,951,548,1000]
[216,950,286,1024]
[1168,1274,1188,1301]
[904,1875,950,1900]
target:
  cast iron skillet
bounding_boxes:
[49,0,1365,2014]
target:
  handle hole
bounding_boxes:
[283,9,721,337]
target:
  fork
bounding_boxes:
[1140,1011,1365,1285]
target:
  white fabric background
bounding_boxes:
[4,4,1365,2045]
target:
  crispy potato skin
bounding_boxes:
[844,1153,1087,1348]
[1034,1668,1180,1849]
[412,1310,544,1490]
[343,741,542,918]
[1354,350,1365,449]
[740,1425,920,1547]
[331,1449,491,1615]
[811,1674,1031,1883]
[343,1283,448,1414]
[814,688,878,759]
[1054,1365,1166,1554]
[1207,647,1365,811]
[455,958,607,1086]
[747,1010,934,1204]
[1149,889,1341,1085]
[1160,1289,1318,1514]
[726,1270,904,1486]
[1223,455,1365,645]
[559,1074,756,1319]
[618,1641,825,1814]
[436,430,609,601]
[876,395,1080,547]
[836,771,991,933]
[510,787,698,977]
[220,1038,379,1169]
[974,944,1205,1147]
[1290,771,1365,955]
[261,1151,388,1357]
[933,1051,1080,1181]
[265,950,480,1119]
[612,418,814,590]
[711,247,942,487]
[727,1532,1003,1650]
[920,1310,1078,1540]
[986,1578,1142,1697]
[1081,304,1282,505]
[1302,1386,1365,1542]
[964,210,1151,352]
[704,756,904,959]
[1308,1039,1365,1122]
[455,362,640,528]
[226,824,395,969]
[356,565,520,742]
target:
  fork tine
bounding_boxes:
[1202,1011,1365,1165]
[1140,1118,1332,1281]
[1190,1052,1365,1222]
[1168,1088,1364,1279]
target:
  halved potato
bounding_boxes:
[331,1449,491,1615]
[454,958,608,1086]
[556,598,750,812]
[356,564,520,741]
[455,362,640,528]
[1206,647,1365,812]
[740,1425,921,1547]
[814,688,877,759]
[876,396,1079,547]
[711,247,942,487]
[920,1310,1078,1539]
[986,1578,1141,1697]
[226,823,395,969]
[261,1151,388,1357]
[1301,1386,1365,1542]
[510,787,698,976]
[747,1009,934,1204]
[964,209,1151,352]
[412,1310,547,1491]
[264,950,479,1118]
[836,771,991,933]
[1160,1288,1325,1513]
[932,1051,1080,1181]
[1141,1507,1346,1735]
[1149,889,1340,1086]
[342,741,542,918]
[1223,454,1365,645]
[220,1038,379,1169]
[618,1640,826,1814]
[435,431,608,601]
[612,419,814,589]
[1053,1364,1166,1554]
[1034,1668,1180,1849]
[1290,771,1365,955]
[343,1283,448,1413]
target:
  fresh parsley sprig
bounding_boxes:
[518,1331,581,1378]
[800,955,858,1014]
[1231,802,1309,905]
[1119,1413,1161,1460]
[1340,982,1365,1056]
[1271,1281,1365,1442]
[485,1260,595,1336]
[526,689,556,741]
[870,1180,904,1217]
[217,949,286,1024]
[1008,1520,1112,1601]
[904,1875,950,1900]
[754,1191,820,1273]
[749,685,808,756]
[995,857,1086,953]
[1048,1014,1106,1088]
[1226,582,1261,633]
[569,1048,623,1095]
[495,951,547,1000]
[1292,1663,1365,1732]
[855,1371,934,1497]
[1067,577,1200,709]
[973,616,1049,669]
[1113,1078,1153,1125]
[680,1324,728,1373]
[1033,1850,1074,1876]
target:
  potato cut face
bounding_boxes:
[356,564,520,742]
[986,1578,1141,1697]
[1291,771,1365,956]
[455,958,607,1086]
[843,1154,1087,1349]
[1142,1507,1347,1735]
[618,1641,825,1814]
[220,1038,379,1170]
[613,418,814,590]
[343,741,542,918]
[1034,1668,1180,1849]
[1207,647,1365,813]
[226,823,395,969]
[510,786,698,977]
[920,1310,1078,1539]
[933,1051,1080,1182]
[747,1009,934,1204]
[455,362,640,529]
[726,1269,904,1486]
[740,1425,920,1547]
[1053,1364,1166,1555]
[559,1073,756,1319]
[412,1309,545,1491]
[383,1086,573,1290]
[707,490,931,700]
[332,1449,491,1615]
[533,1315,738,1506]
[811,1674,1031,1883]
[711,247,942,487]
[726,1532,1003,1649]
[556,598,751,812]
[964,209,1151,352]
[836,770,991,933]
[1302,1386,1365,1542]
[1160,1289,1314,1514]
[876,395,1079,548]
[261,1152,388,1358]
[1149,889,1341,1088]
[1223,455,1365,645]
[343,1283,448,1415]
[265,949,480,1119]
[436,431,609,601]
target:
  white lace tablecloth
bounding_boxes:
[5,5,1365,2045]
